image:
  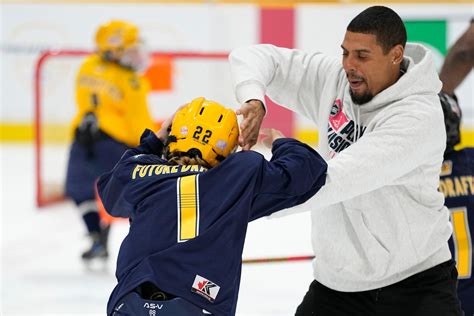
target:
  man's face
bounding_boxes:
[341,31,401,105]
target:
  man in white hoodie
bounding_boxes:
[229,6,462,316]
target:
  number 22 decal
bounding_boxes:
[450,207,472,279]
[193,126,212,143]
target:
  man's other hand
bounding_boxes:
[236,99,265,150]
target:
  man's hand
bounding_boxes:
[260,128,285,149]
[236,100,265,150]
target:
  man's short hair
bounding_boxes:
[347,6,407,54]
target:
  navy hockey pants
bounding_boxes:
[65,136,128,205]
[111,292,212,316]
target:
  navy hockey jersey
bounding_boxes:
[439,147,474,315]
[97,129,327,315]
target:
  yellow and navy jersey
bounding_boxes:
[97,129,327,316]
[439,147,474,315]
[72,54,156,147]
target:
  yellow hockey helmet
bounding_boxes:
[168,97,239,167]
[95,20,139,55]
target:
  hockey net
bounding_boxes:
[34,50,232,207]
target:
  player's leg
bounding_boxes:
[67,134,129,261]
[77,199,108,260]
[295,279,376,316]
[65,141,108,260]
[91,135,129,250]
[377,259,463,316]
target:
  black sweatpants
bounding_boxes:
[295,260,463,316]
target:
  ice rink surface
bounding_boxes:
[1,143,315,316]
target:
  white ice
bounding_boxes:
[1,143,315,316]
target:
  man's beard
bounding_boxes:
[349,89,374,105]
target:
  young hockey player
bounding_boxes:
[97,97,328,315]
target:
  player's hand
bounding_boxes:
[155,104,187,143]
[237,100,265,150]
[260,128,285,148]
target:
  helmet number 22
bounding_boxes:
[193,126,212,144]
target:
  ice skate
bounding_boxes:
[82,225,110,265]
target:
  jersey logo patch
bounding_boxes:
[191,275,220,302]
[441,160,453,176]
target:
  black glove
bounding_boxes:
[75,112,101,156]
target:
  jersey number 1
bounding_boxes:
[177,175,200,243]
[450,207,472,279]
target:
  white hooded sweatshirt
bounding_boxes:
[229,43,452,291]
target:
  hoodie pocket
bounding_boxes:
[339,206,393,279]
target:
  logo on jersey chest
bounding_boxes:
[440,160,453,176]
[192,275,220,302]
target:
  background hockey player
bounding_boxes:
[438,20,474,316]
[65,20,156,262]
[97,97,328,315]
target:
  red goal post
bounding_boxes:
[34,50,230,208]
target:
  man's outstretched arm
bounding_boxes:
[439,21,474,96]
